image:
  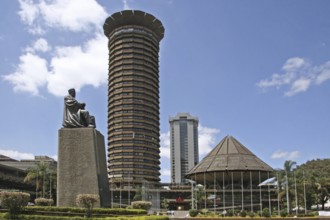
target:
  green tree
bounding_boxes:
[24,167,39,198]
[133,186,142,201]
[194,184,205,210]
[24,162,55,199]
[296,159,330,210]
[161,199,169,210]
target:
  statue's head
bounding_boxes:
[68,88,76,97]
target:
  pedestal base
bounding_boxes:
[57,128,110,207]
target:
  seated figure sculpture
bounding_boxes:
[62,88,96,128]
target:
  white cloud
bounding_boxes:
[5,33,108,97]
[160,131,170,159]
[18,0,107,34]
[18,0,40,26]
[51,155,58,161]
[160,168,171,183]
[3,53,49,96]
[26,38,51,53]
[5,0,109,97]
[47,33,108,96]
[33,38,51,52]
[282,57,308,72]
[161,168,171,177]
[257,72,295,89]
[315,61,330,85]
[271,150,300,160]
[285,77,311,97]
[198,125,220,157]
[257,57,330,96]
[0,149,34,160]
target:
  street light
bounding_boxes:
[188,180,196,209]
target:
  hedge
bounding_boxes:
[34,198,54,206]
[0,213,169,220]
[25,206,147,215]
[131,201,152,210]
[189,209,198,217]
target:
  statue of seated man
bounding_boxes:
[62,88,96,128]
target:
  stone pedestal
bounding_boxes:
[57,128,110,207]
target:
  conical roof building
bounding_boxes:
[185,136,276,211]
[186,136,273,190]
[187,135,272,175]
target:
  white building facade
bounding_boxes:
[169,113,199,183]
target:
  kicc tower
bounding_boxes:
[103,11,164,186]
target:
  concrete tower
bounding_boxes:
[169,113,199,183]
[103,10,164,185]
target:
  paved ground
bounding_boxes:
[168,210,189,218]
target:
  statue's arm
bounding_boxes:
[77,102,86,110]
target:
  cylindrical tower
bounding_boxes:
[103,10,164,186]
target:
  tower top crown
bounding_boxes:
[103,10,165,40]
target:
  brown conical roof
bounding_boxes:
[186,135,273,177]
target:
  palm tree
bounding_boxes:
[24,162,50,198]
[38,162,49,198]
[48,170,57,199]
[24,167,39,198]
[284,160,296,213]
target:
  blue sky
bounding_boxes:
[1,0,330,183]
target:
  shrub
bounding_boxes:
[262,208,270,217]
[76,194,99,218]
[34,198,54,206]
[227,209,234,216]
[131,201,152,210]
[189,209,198,217]
[0,191,30,217]
[307,211,318,216]
[280,209,288,217]
[240,210,247,217]
[200,208,208,215]
[248,211,255,218]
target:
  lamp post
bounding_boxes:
[188,180,196,209]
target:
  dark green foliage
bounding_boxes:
[161,199,168,210]
[131,201,152,210]
[275,159,330,214]
[296,159,330,210]
[240,210,247,217]
[226,209,234,216]
[133,186,142,201]
[262,208,270,217]
[189,209,199,217]
[248,211,255,218]
[280,209,288,217]
[307,211,319,216]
